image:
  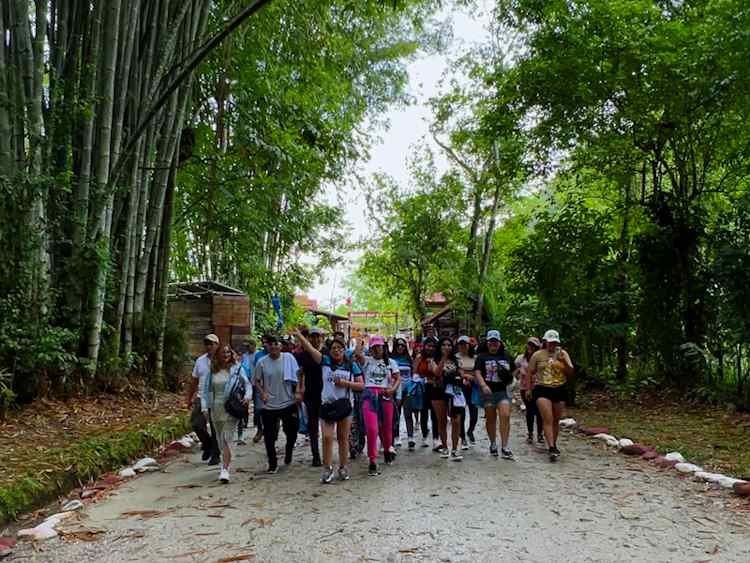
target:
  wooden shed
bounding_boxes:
[168,281,251,358]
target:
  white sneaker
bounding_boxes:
[421,437,430,448]
[451,450,464,462]
[460,440,469,451]
[439,447,450,459]
[219,467,229,483]
[394,437,403,448]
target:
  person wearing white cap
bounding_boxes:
[474,330,516,459]
[355,335,401,476]
[528,329,574,461]
[187,333,221,465]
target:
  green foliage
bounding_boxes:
[0,414,189,523]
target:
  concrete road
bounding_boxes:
[12,415,750,562]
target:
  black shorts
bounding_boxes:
[449,403,465,418]
[532,385,567,404]
[320,398,352,422]
[425,384,448,403]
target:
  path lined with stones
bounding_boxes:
[11,415,750,562]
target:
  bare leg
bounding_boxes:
[485,407,497,444]
[450,414,461,450]
[552,401,565,447]
[498,402,511,449]
[536,397,555,447]
[337,417,352,468]
[322,421,335,466]
[432,400,448,448]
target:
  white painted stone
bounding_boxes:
[617,438,634,448]
[133,457,158,472]
[17,525,57,541]
[118,467,136,478]
[664,452,685,463]
[674,462,703,474]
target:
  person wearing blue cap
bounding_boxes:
[474,329,516,460]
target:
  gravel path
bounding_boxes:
[11,413,750,562]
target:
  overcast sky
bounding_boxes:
[306,2,493,310]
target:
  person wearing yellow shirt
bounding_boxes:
[528,330,574,462]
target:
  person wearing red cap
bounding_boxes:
[355,335,401,476]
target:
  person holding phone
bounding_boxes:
[528,329,574,462]
[295,329,364,483]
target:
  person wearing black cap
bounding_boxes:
[474,330,515,460]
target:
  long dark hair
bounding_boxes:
[434,336,458,364]
[391,337,410,360]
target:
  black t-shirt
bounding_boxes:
[475,350,514,392]
[296,350,323,402]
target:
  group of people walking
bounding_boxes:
[186,327,574,484]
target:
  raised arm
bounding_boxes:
[294,330,323,364]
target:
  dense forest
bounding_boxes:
[355,0,750,405]
[0,0,440,404]
[2,0,749,408]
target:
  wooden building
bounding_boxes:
[168,281,251,358]
[306,308,351,337]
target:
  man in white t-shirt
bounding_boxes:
[187,333,220,465]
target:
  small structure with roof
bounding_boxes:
[169,280,251,357]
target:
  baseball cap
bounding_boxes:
[369,335,385,347]
[457,335,471,344]
[527,336,541,348]
[543,329,560,343]
[486,330,501,341]
[309,327,325,336]
[204,333,219,344]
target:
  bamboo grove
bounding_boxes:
[0,0,437,401]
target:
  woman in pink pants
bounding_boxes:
[355,335,401,477]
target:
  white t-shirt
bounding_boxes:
[361,357,399,389]
[192,353,211,398]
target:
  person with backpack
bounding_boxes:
[295,330,364,483]
[528,330,574,462]
[200,344,251,483]
[474,330,516,460]
[434,337,465,461]
[355,335,401,476]
[295,327,327,467]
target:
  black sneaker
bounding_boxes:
[501,448,515,461]
[526,435,533,445]
[549,447,560,462]
[537,434,545,445]
[266,466,279,474]
[490,443,499,457]
[311,455,322,468]
[368,462,379,477]
[384,451,394,465]
[207,454,220,466]
[467,431,476,445]
[201,450,211,461]
[408,440,416,452]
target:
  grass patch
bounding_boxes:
[570,392,750,478]
[0,413,189,523]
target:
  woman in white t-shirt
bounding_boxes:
[295,330,364,483]
[355,335,401,477]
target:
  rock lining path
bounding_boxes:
[12,415,750,562]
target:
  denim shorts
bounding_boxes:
[482,390,511,408]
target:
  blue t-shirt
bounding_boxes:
[320,355,362,404]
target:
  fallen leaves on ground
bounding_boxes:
[120,510,172,520]
[216,554,253,562]
[0,392,184,490]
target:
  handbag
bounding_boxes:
[320,397,352,421]
[224,368,247,419]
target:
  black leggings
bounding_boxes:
[522,392,543,437]
[459,384,478,440]
[420,385,438,439]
